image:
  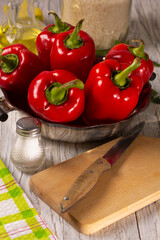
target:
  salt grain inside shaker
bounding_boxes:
[10,117,45,173]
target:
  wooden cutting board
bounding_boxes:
[29,135,160,235]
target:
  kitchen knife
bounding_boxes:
[59,121,145,213]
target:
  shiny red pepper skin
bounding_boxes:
[50,29,95,82]
[0,44,45,94]
[36,12,73,70]
[28,70,85,123]
[36,24,73,70]
[105,41,153,85]
[83,59,142,125]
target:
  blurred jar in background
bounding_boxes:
[61,0,132,50]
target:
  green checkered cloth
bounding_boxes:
[0,159,57,240]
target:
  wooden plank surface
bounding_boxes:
[30,135,160,235]
[0,0,160,239]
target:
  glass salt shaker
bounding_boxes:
[10,117,45,173]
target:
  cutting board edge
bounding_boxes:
[30,174,160,235]
[29,178,58,207]
[70,190,160,235]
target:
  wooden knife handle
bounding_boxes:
[59,157,111,213]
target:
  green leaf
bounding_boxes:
[152,61,160,67]
[95,49,110,57]
[151,89,160,104]
[95,40,130,58]
[114,40,130,46]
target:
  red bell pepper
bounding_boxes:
[28,70,85,123]
[50,19,95,83]
[106,39,153,85]
[36,12,73,70]
[83,57,142,124]
[0,43,45,94]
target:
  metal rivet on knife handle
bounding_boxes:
[64,196,69,201]
[98,160,104,164]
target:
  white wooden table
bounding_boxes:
[0,0,160,239]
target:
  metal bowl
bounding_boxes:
[0,83,151,142]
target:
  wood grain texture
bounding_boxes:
[0,0,160,239]
[59,157,111,213]
[30,135,160,234]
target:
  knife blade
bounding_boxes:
[59,121,145,213]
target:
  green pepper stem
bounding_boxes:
[129,39,148,61]
[48,11,71,33]
[0,55,15,67]
[45,79,84,106]
[64,19,84,49]
[0,54,19,73]
[113,57,141,88]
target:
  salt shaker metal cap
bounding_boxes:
[16,117,42,137]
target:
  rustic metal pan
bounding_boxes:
[0,83,151,142]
